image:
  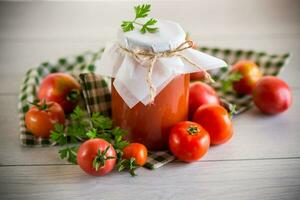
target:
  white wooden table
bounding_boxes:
[0,1,300,199]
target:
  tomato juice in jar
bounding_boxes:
[112,74,190,150]
[95,19,226,151]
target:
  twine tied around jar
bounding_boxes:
[118,40,215,103]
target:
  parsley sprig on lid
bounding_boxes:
[121,4,159,34]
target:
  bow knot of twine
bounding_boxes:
[119,40,214,103]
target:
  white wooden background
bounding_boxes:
[0,1,300,199]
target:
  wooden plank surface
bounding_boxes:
[0,1,299,200]
[1,159,300,200]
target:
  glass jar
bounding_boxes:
[112,74,190,150]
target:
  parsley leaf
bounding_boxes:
[86,128,98,139]
[144,18,157,26]
[221,72,243,92]
[135,4,151,19]
[50,124,67,145]
[140,18,158,34]
[70,106,86,121]
[111,127,129,150]
[59,146,78,164]
[121,21,135,32]
[111,126,128,137]
[66,124,87,142]
[91,112,112,130]
[86,128,113,142]
[121,4,158,34]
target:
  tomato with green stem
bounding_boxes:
[122,143,148,166]
[38,73,81,114]
[169,121,210,162]
[230,60,262,95]
[77,138,116,176]
[25,100,65,138]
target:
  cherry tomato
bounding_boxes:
[169,121,210,162]
[253,76,292,115]
[25,101,65,138]
[77,138,116,176]
[189,81,220,119]
[122,143,148,166]
[193,104,233,145]
[230,60,262,95]
[38,73,81,114]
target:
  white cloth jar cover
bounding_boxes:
[95,19,227,108]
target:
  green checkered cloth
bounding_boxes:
[18,46,290,169]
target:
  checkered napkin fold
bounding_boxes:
[18,47,290,169]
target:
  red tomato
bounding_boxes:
[169,121,210,162]
[193,104,233,145]
[123,143,148,166]
[77,138,116,176]
[253,76,292,115]
[25,101,65,138]
[231,60,262,95]
[189,81,220,119]
[190,71,206,81]
[38,73,81,114]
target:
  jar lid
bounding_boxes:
[95,19,227,108]
[117,19,186,53]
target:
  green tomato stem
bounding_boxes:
[187,126,200,135]
[67,89,80,101]
[92,146,115,171]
